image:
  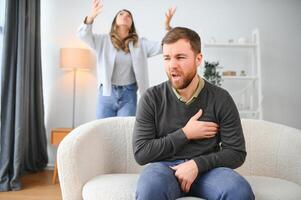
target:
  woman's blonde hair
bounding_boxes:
[110,9,138,53]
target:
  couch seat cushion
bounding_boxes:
[83,174,301,200]
[245,175,301,200]
[83,174,138,200]
[82,174,203,200]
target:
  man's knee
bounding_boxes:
[217,168,255,200]
[136,178,167,200]
[219,180,254,200]
[136,163,181,200]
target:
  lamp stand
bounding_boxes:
[72,69,77,128]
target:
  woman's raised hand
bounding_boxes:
[165,6,177,31]
[86,0,103,24]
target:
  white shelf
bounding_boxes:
[204,43,256,48]
[239,110,259,115]
[222,76,258,80]
[203,29,263,119]
[238,110,259,119]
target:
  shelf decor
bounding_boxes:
[203,61,222,87]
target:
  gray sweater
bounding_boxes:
[133,80,246,174]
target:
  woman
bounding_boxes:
[77,0,176,119]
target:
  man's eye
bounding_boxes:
[164,57,170,61]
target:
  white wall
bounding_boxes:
[41,0,301,166]
[0,0,5,92]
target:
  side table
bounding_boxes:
[51,128,73,184]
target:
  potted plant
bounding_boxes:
[203,61,222,86]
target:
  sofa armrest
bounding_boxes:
[57,119,114,200]
[238,119,301,185]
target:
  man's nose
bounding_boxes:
[169,58,178,69]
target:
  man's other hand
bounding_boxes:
[182,109,219,140]
[170,160,198,193]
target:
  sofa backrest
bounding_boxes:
[85,117,301,185]
[81,117,143,174]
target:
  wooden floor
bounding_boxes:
[0,170,61,200]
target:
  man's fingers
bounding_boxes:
[184,181,191,193]
[181,179,191,193]
[201,121,219,128]
[181,179,187,192]
[170,165,179,170]
[205,132,217,138]
[191,109,203,120]
[204,126,218,132]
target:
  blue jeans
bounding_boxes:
[136,160,255,200]
[96,83,137,119]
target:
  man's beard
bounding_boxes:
[168,69,197,90]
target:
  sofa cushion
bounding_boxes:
[83,174,301,200]
[82,174,204,200]
[245,176,301,200]
[83,174,138,200]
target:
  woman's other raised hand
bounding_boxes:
[165,6,176,31]
[86,0,103,24]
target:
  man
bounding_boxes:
[132,27,254,200]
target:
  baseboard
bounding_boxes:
[46,163,55,170]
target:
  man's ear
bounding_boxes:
[195,53,203,66]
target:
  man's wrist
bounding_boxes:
[191,159,199,174]
[182,127,190,139]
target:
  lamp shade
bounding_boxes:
[60,48,94,69]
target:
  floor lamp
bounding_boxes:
[60,48,94,128]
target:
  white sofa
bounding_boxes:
[57,117,301,200]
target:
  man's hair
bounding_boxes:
[161,27,201,54]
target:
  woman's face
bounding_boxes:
[115,10,133,29]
